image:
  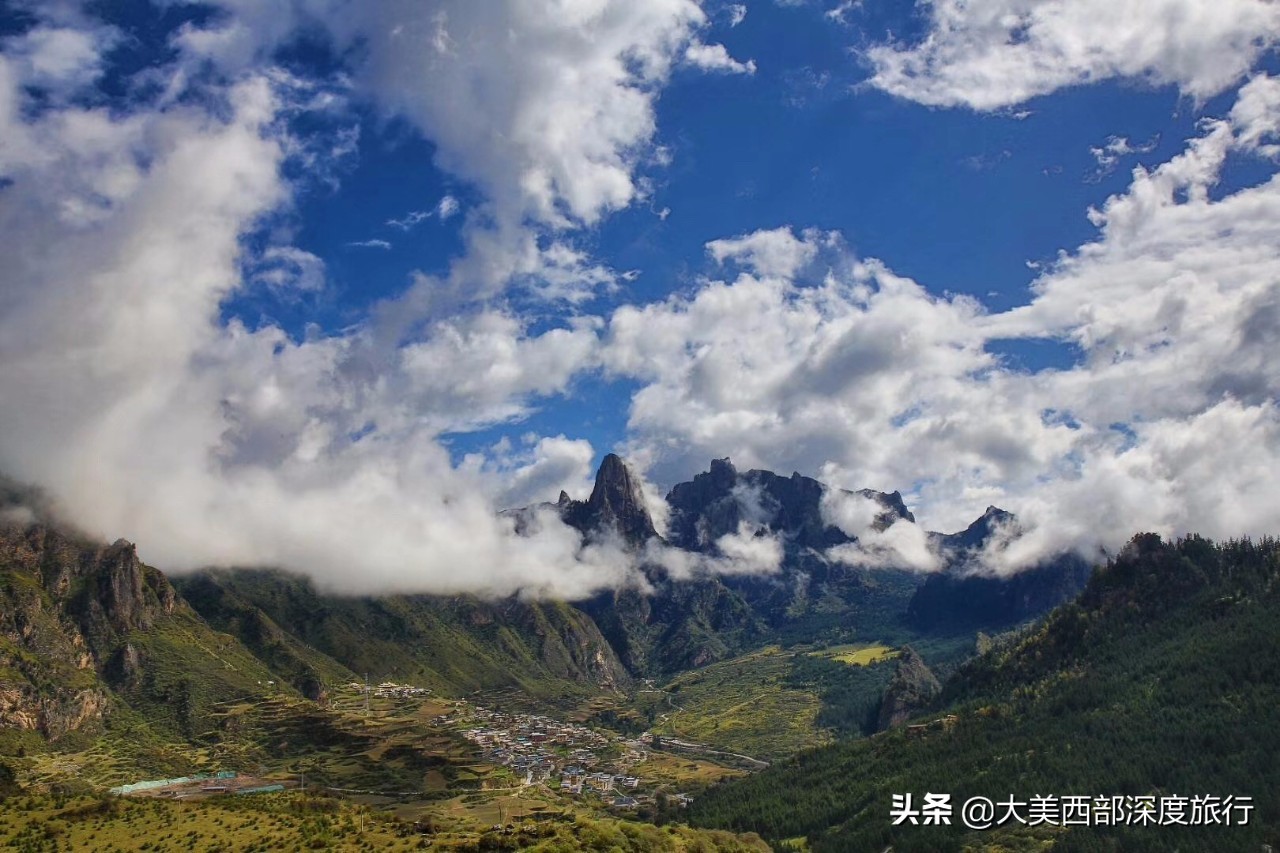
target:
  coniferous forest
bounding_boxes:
[688,535,1280,852]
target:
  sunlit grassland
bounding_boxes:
[629,752,746,788]
[807,643,898,667]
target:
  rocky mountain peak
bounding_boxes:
[937,504,1016,554]
[854,488,916,527]
[708,457,737,480]
[562,454,657,545]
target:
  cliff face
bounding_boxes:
[559,453,658,545]
[0,522,287,742]
[0,524,178,739]
[877,647,941,730]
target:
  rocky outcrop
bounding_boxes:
[0,684,110,740]
[0,519,273,742]
[878,647,941,730]
[560,454,658,545]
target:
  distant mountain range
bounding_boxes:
[0,455,1091,753]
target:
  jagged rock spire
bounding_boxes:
[562,454,658,545]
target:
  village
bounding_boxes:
[450,704,694,812]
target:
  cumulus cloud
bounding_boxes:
[0,5,661,599]
[252,246,327,294]
[705,226,829,278]
[820,489,942,572]
[2,20,117,99]
[684,42,756,75]
[168,0,713,313]
[607,77,1280,570]
[865,0,1280,110]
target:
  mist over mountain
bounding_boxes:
[0,452,1092,735]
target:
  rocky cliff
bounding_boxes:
[877,646,941,730]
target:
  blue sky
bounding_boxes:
[2,0,1279,594]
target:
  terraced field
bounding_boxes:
[646,646,833,761]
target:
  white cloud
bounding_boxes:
[387,195,460,231]
[386,209,431,231]
[866,0,1280,110]
[346,238,392,250]
[322,2,703,232]
[169,0,712,310]
[820,484,943,572]
[1231,74,1280,157]
[712,521,784,574]
[3,22,117,98]
[0,13,640,600]
[606,79,1280,570]
[640,522,784,579]
[684,42,757,75]
[252,246,326,294]
[728,5,748,27]
[825,1,860,25]
[705,226,828,278]
[467,434,597,510]
[436,194,460,220]
[1088,134,1159,181]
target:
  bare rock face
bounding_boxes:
[106,642,145,689]
[0,684,110,740]
[878,647,941,730]
[561,454,658,545]
[0,523,182,741]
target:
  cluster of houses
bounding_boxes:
[456,708,691,811]
[344,680,433,700]
[558,768,640,795]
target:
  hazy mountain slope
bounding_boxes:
[689,534,1280,851]
[908,506,1095,630]
[175,568,631,697]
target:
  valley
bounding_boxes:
[0,457,1203,850]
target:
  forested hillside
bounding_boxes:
[690,534,1280,852]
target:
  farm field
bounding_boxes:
[807,643,898,667]
[645,646,833,762]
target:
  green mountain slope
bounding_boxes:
[689,534,1280,852]
[175,568,631,699]
[0,524,298,756]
